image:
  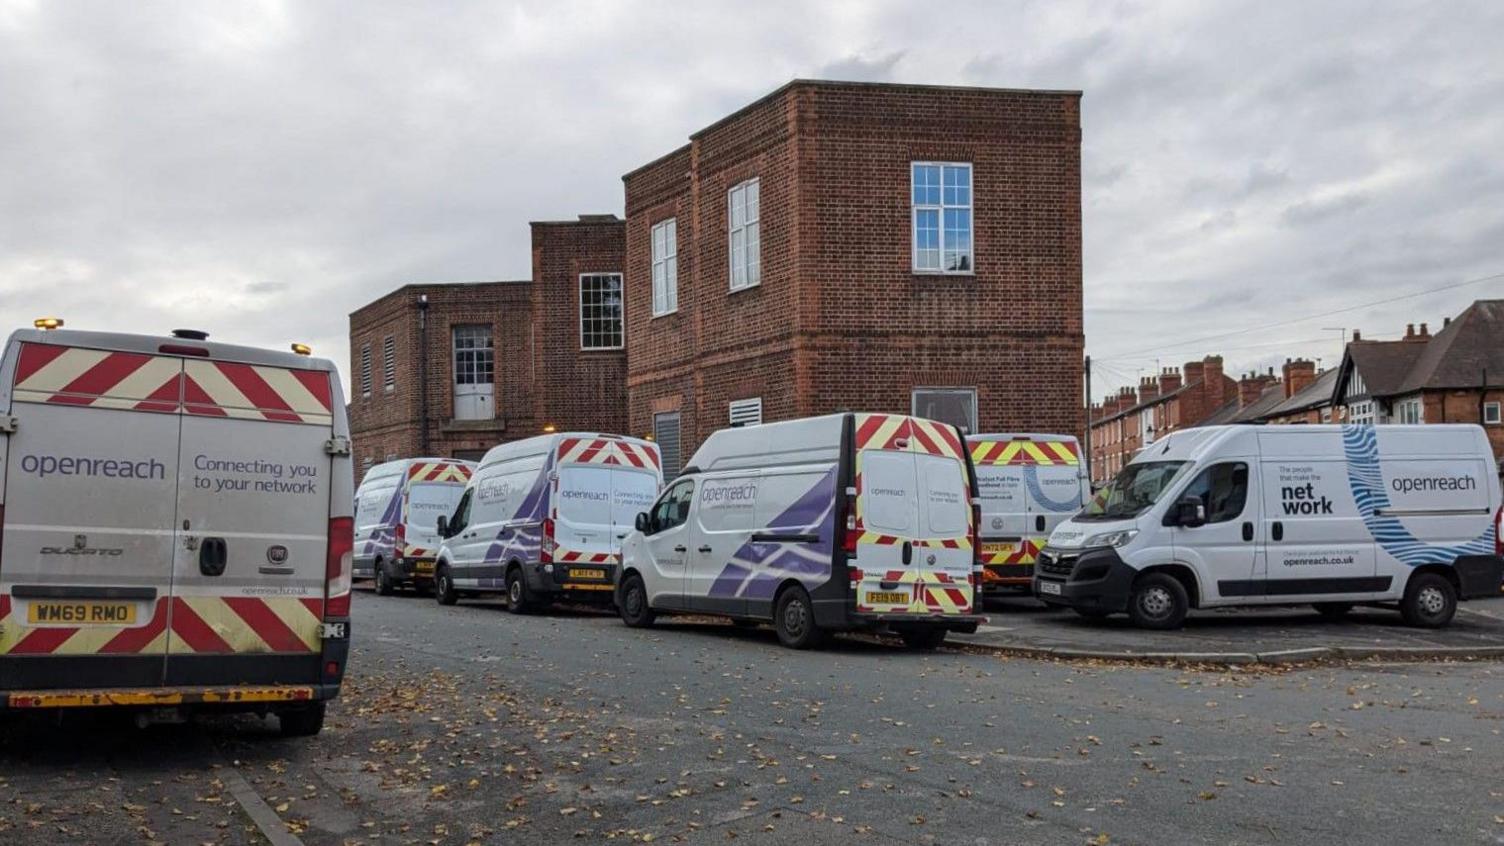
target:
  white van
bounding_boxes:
[615,413,985,650]
[1035,424,1504,629]
[433,433,661,611]
[354,458,474,596]
[968,433,1088,595]
[0,326,353,735]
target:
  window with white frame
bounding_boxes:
[1397,397,1423,425]
[580,273,624,349]
[382,335,396,392]
[728,179,760,290]
[360,344,372,398]
[452,326,494,386]
[652,218,678,316]
[729,397,762,428]
[912,162,972,273]
[1485,401,1501,425]
[912,387,977,435]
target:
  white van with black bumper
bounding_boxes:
[1035,424,1503,629]
[616,413,986,650]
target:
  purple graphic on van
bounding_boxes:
[360,485,404,561]
[708,468,837,599]
[482,451,554,567]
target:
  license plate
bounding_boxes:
[981,542,1015,555]
[27,601,136,625]
[320,622,348,639]
[1039,581,1062,596]
[570,568,606,580]
[866,591,909,604]
[415,561,435,575]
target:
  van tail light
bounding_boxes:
[1496,506,1503,558]
[541,517,556,563]
[325,516,354,618]
[970,503,983,567]
[393,520,406,554]
[848,566,863,583]
[842,529,861,557]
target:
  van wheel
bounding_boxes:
[505,566,533,614]
[618,574,655,628]
[1127,573,1188,630]
[1313,602,1354,619]
[278,702,326,737]
[435,567,458,606]
[1400,572,1456,628]
[898,627,947,650]
[774,587,826,650]
[374,562,394,596]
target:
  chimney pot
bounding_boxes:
[1352,329,1362,342]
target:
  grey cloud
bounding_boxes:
[1281,192,1370,226]
[816,50,906,82]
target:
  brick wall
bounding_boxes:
[625,80,1084,456]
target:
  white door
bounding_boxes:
[452,326,494,421]
[641,479,695,606]
[1169,461,1259,599]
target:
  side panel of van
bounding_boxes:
[449,452,550,590]
[849,415,975,618]
[353,472,401,580]
[1,344,184,688]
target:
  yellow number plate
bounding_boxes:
[570,568,606,580]
[416,561,436,575]
[866,591,909,604]
[981,542,1016,555]
[27,601,137,625]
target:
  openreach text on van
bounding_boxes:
[20,453,166,480]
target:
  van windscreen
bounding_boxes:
[1080,461,1190,521]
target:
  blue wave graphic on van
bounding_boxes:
[1023,466,1080,513]
[483,453,553,566]
[1341,425,1496,565]
[361,486,404,560]
[709,468,837,600]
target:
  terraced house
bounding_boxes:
[350,80,1085,481]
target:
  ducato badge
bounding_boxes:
[266,545,289,565]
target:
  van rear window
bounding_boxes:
[860,451,915,535]
[558,466,658,527]
[409,483,465,525]
[918,454,967,536]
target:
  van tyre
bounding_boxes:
[374,562,394,596]
[278,702,326,737]
[1128,572,1189,630]
[774,587,826,650]
[1313,602,1354,619]
[618,574,655,628]
[435,566,458,606]
[1400,572,1456,628]
[505,566,533,614]
[899,627,947,650]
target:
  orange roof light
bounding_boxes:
[33,317,64,330]
[290,343,313,356]
[542,424,557,433]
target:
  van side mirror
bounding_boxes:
[1173,496,1206,528]
[635,512,651,534]
[436,515,449,537]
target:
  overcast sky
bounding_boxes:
[3,0,1501,402]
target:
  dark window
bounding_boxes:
[580,273,624,349]
[650,479,695,533]
[383,336,396,391]
[449,490,473,534]
[1180,462,1249,523]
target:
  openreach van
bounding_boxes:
[354,458,474,596]
[0,325,353,735]
[967,433,1088,594]
[615,413,986,650]
[433,433,662,611]
[1035,424,1504,630]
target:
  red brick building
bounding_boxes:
[1088,355,1234,482]
[350,80,1085,480]
[624,80,1084,472]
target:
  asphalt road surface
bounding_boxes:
[3,590,1503,845]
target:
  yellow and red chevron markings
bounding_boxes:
[0,594,325,656]
[556,550,618,565]
[969,439,1080,466]
[407,462,474,483]
[557,437,660,470]
[853,414,965,459]
[981,537,1046,566]
[853,532,972,550]
[11,343,333,426]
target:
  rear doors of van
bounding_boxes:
[402,461,473,575]
[551,436,661,593]
[849,414,975,617]
[1,335,344,691]
[969,435,1085,588]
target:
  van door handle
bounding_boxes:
[901,542,913,565]
[1271,522,1284,542]
[1035,515,1046,532]
[698,545,713,554]
[673,545,687,553]
[198,538,228,577]
[1242,522,1254,542]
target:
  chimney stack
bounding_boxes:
[1282,358,1317,399]
[1159,366,1182,394]
[1139,375,1160,404]
[1352,329,1363,342]
[1202,355,1227,406]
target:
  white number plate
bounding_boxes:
[1039,581,1062,596]
[320,622,348,639]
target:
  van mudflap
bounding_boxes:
[1452,555,1504,599]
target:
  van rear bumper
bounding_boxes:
[1,683,342,710]
[530,562,618,599]
[847,611,988,631]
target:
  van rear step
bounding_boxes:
[4,685,318,709]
